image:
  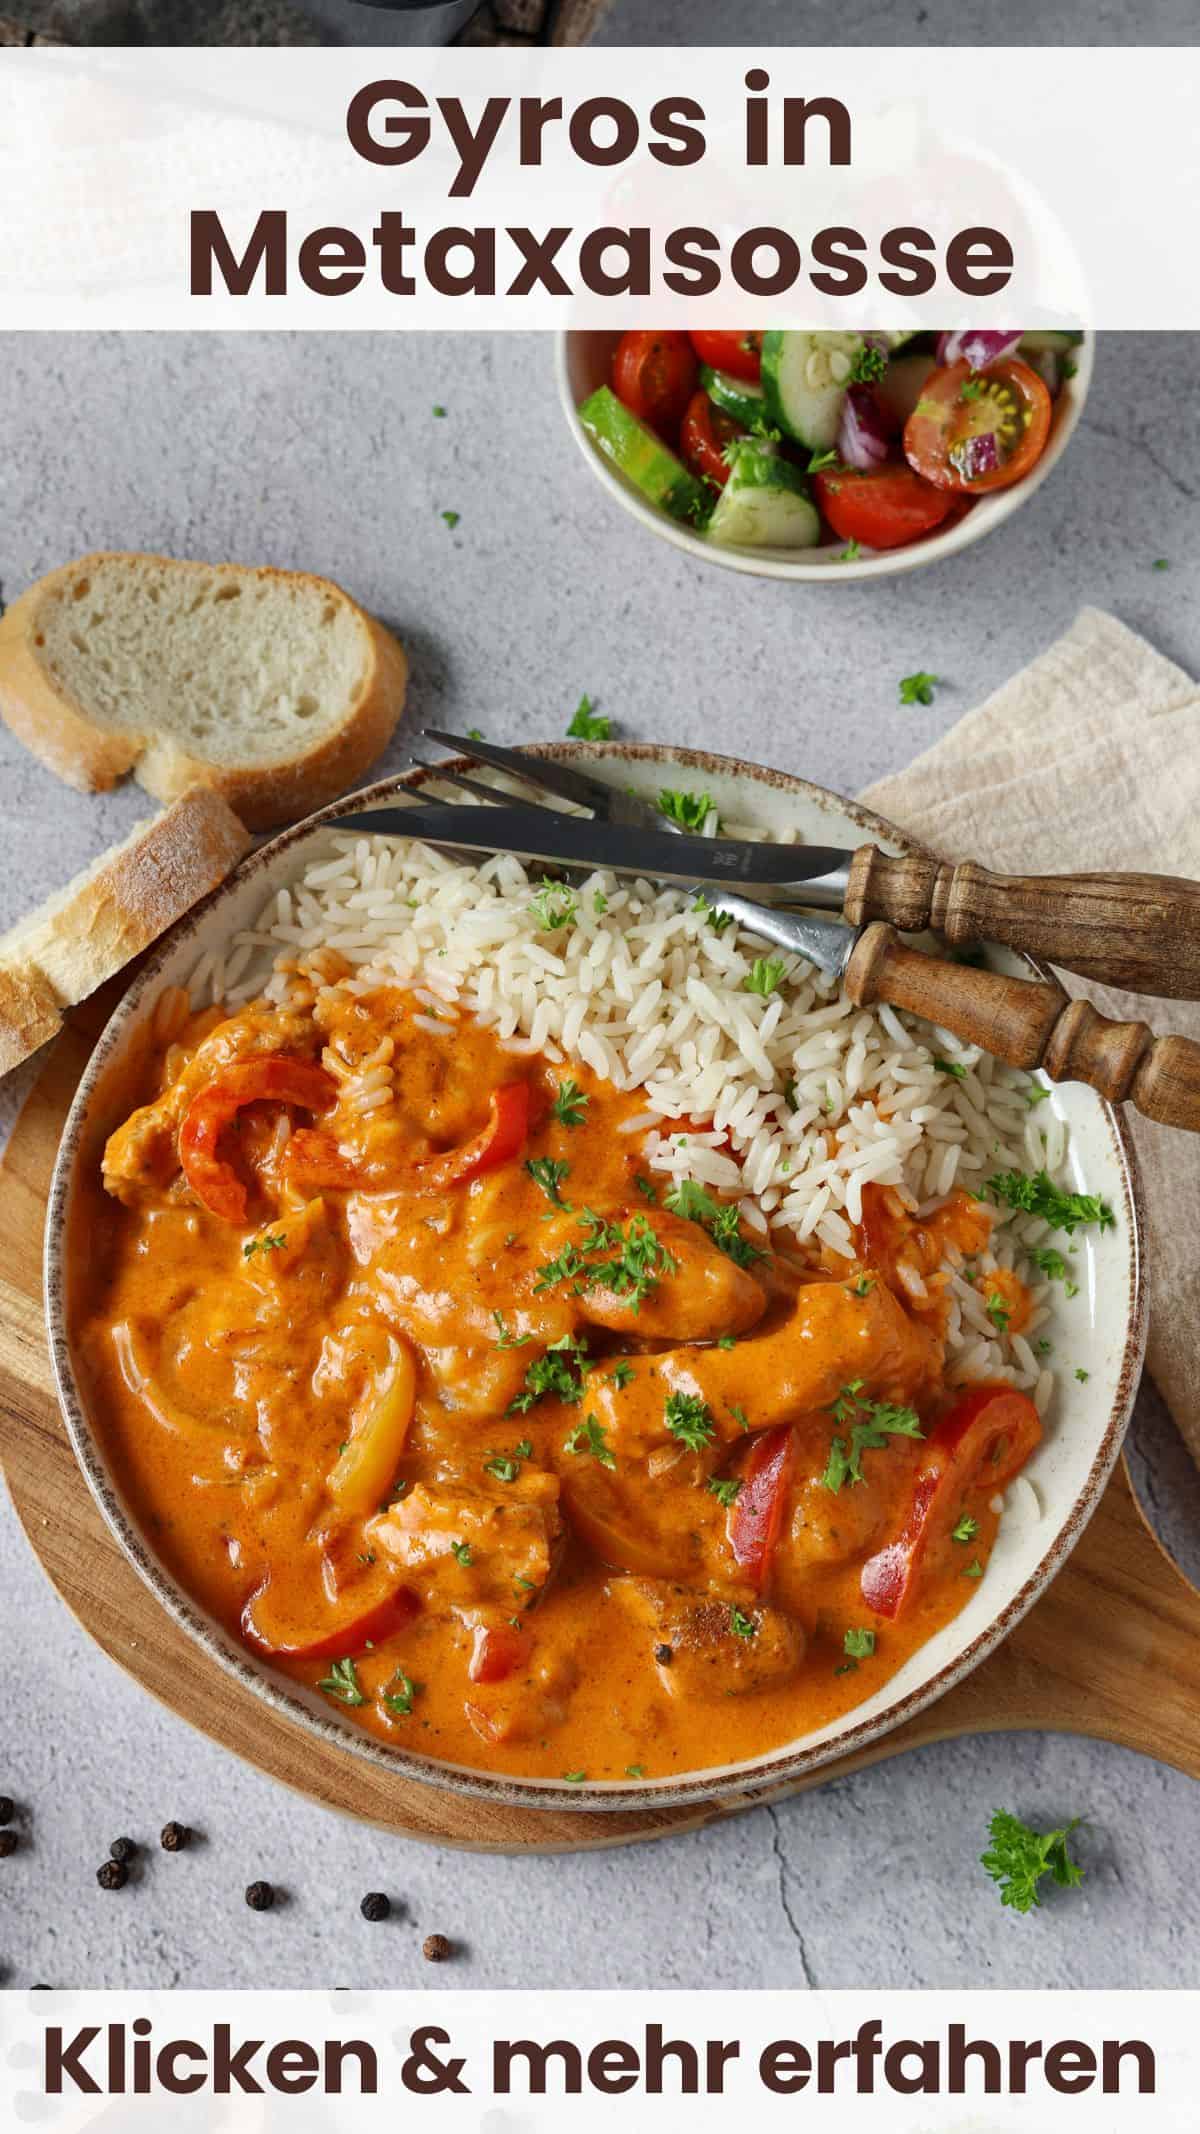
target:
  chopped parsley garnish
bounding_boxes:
[729,1403,750,1431]
[634,1173,658,1204]
[1036,1337,1053,1357]
[837,538,862,563]
[563,1413,615,1469]
[964,1559,984,1579]
[851,342,888,384]
[318,1657,365,1707]
[663,1177,765,1271]
[467,726,484,740]
[959,375,988,402]
[610,1360,636,1389]
[441,509,460,529]
[899,670,940,706]
[432,404,447,417]
[951,1514,980,1544]
[1025,1082,1051,1108]
[985,1168,1114,1236]
[717,1333,737,1350]
[483,1440,533,1484]
[843,1627,876,1660]
[529,878,579,932]
[707,1475,742,1508]
[932,1056,966,1079]
[692,890,735,934]
[730,1606,757,1641]
[821,1382,924,1493]
[658,787,716,833]
[551,1078,588,1129]
[1075,1366,1090,1383]
[507,1333,590,1414]
[525,1155,572,1207]
[535,1210,678,1314]
[451,1541,473,1566]
[1153,557,1171,571]
[243,1231,287,1259]
[807,446,840,473]
[852,1276,874,1297]
[382,1670,420,1717]
[981,1811,1084,1914]
[562,1770,587,1784]
[625,1764,645,1778]
[493,1310,532,1348]
[986,1292,1011,1334]
[592,889,608,916]
[743,957,788,997]
[664,1389,716,1452]
[566,693,610,741]
[1028,1246,1073,1287]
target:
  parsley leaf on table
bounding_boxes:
[980,1811,1085,1914]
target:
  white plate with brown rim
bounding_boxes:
[44,742,1147,1814]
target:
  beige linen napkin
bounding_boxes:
[862,607,1200,1466]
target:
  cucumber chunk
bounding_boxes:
[578,387,709,525]
[707,444,820,550]
[698,365,768,429]
[760,331,865,451]
[1019,330,1084,353]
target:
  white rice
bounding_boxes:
[193,828,1088,1414]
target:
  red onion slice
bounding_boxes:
[950,431,1000,483]
[936,329,1023,370]
[837,385,890,472]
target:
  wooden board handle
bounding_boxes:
[844,923,1200,1131]
[844,848,1200,1000]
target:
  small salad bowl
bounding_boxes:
[556,329,1093,584]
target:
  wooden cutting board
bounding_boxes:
[2,998,1199,1852]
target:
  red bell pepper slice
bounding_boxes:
[860,1385,1042,1620]
[468,1621,532,1685]
[180,1055,337,1223]
[284,1081,530,1196]
[241,1576,418,1661]
[728,1425,796,1589]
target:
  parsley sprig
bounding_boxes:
[663,1177,765,1272]
[529,878,579,932]
[899,671,939,706]
[566,693,610,740]
[507,1333,590,1415]
[980,1810,1085,1914]
[563,1413,615,1469]
[551,1078,588,1129]
[535,1210,679,1314]
[985,1168,1114,1235]
[525,1155,572,1208]
[658,788,716,833]
[821,1382,924,1492]
[664,1389,716,1452]
[318,1657,365,1707]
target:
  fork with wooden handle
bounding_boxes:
[845,922,1200,1131]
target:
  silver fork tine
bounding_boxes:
[407,742,531,811]
[422,727,618,815]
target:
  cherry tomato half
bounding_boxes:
[680,389,743,488]
[611,330,697,440]
[903,357,1053,494]
[812,463,954,551]
[688,330,763,382]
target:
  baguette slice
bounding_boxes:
[0,553,408,833]
[0,788,251,1078]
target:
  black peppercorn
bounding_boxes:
[654,1643,674,1665]
[0,1831,18,1859]
[109,1836,138,1865]
[245,1880,275,1912]
[360,1892,390,1923]
[422,1933,452,1963]
[0,1796,13,1825]
[97,1859,127,1890]
[160,1822,190,1852]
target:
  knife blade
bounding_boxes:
[329,801,855,903]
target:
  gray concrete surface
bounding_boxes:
[15,0,1200,46]
[1,330,1198,1992]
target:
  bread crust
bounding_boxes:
[0,787,251,1080]
[0,554,409,833]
